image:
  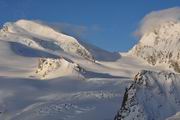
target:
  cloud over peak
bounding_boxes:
[135,7,180,37]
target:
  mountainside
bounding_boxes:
[114,70,180,120]
[1,19,180,120]
[0,19,138,120]
[0,19,93,60]
[129,20,180,72]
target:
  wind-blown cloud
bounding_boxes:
[47,22,101,40]
[33,20,101,41]
[51,23,89,38]
[135,7,180,37]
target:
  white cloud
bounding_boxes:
[135,7,180,37]
[44,22,101,40]
[52,23,89,38]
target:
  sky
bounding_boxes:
[0,0,180,52]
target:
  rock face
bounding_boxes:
[114,70,180,120]
[35,57,83,79]
[36,58,62,78]
[129,20,180,72]
[166,112,180,120]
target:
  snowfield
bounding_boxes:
[0,19,180,120]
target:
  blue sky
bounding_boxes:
[0,0,180,52]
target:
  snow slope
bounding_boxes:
[0,76,132,120]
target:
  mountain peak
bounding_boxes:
[0,19,94,60]
[139,20,180,46]
[129,20,180,72]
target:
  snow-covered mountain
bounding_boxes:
[0,19,93,60]
[129,20,180,73]
[0,19,134,120]
[1,18,180,120]
[114,19,180,120]
[114,70,180,120]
